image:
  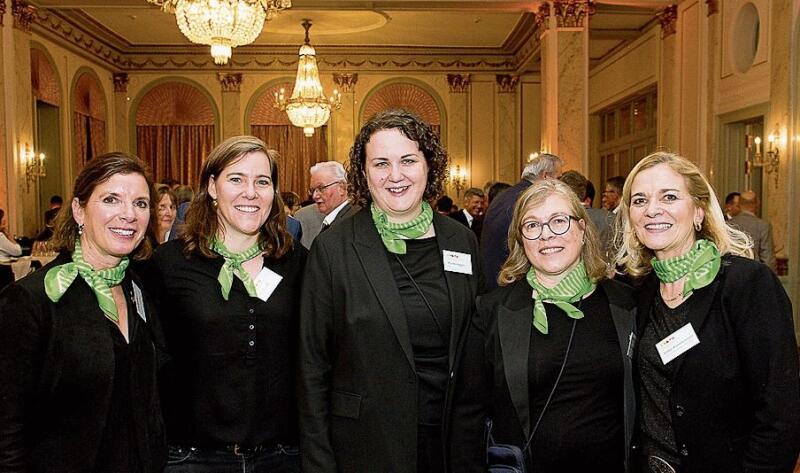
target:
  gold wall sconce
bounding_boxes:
[22,144,46,191]
[752,124,785,187]
[449,164,468,197]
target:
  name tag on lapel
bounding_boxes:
[253,267,283,302]
[655,323,699,364]
[132,282,147,322]
[442,250,472,275]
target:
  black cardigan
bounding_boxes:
[0,253,167,473]
[448,277,637,473]
[632,254,800,473]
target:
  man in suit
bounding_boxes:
[728,190,776,271]
[297,161,358,248]
[601,175,625,212]
[560,170,613,254]
[724,192,741,221]
[450,187,485,238]
[480,153,563,288]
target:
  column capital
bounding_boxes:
[333,73,358,93]
[535,3,550,32]
[217,72,243,92]
[496,75,519,93]
[553,0,594,28]
[0,1,7,27]
[446,74,471,93]
[656,5,678,38]
[12,0,34,33]
[705,0,718,16]
[113,73,129,93]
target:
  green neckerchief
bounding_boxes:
[370,201,434,255]
[210,238,263,300]
[44,238,129,323]
[526,260,596,335]
[651,239,721,297]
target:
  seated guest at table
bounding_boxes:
[617,151,800,473]
[145,136,306,472]
[0,152,166,472]
[449,178,636,473]
[0,209,22,258]
[155,186,178,244]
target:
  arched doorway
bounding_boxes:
[31,46,62,227]
[71,69,107,170]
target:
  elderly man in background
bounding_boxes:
[450,187,485,238]
[480,153,563,288]
[728,190,776,271]
[294,161,357,248]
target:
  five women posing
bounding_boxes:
[0,114,798,473]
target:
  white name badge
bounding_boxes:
[253,267,283,302]
[655,322,700,365]
[442,250,473,275]
[132,282,147,322]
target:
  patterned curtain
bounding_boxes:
[88,117,106,160]
[136,125,216,186]
[250,125,328,196]
[73,112,88,169]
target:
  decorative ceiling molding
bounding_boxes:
[12,0,35,33]
[333,73,358,93]
[446,74,471,93]
[656,5,677,39]
[113,72,129,93]
[217,72,243,92]
[33,9,128,68]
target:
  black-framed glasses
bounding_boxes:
[520,214,580,240]
[308,180,342,196]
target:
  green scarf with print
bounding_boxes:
[370,201,434,255]
[526,260,596,335]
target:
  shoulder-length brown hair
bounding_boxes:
[182,135,291,259]
[498,179,607,286]
[51,152,157,261]
[346,108,448,206]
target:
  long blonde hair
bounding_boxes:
[615,151,753,277]
[498,179,607,285]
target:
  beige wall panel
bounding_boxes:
[589,28,659,113]
[470,79,495,190]
[520,77,541,179]
[679,1,701,161]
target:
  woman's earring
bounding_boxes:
[78,223,84,235]
[694,220,702,232]
[212,199,218,208]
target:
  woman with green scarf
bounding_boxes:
[299,109,483,473]
[0,152,166,472]
[144,136,306,472]
[449,178,637,472]
[616,151,799,473]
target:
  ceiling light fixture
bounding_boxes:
[273,19,341,137]
[147,0,291,65]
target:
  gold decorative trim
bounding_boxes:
[496,74,519,93]
[217,72,243,92]
[535,3,550,32]
[0,0,6,27]
[113,73,129,93]
[12,0,35,33]
[656,5,678,39]
[333,73,358,92]
[705,0,718,16]
[554,0,594,28]
[34,9,128,68]
[446,74,471,93]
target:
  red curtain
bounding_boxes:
[136,125,215,187]
[73,112,88,169]
[89,117,106,160]
[250,125,328,196]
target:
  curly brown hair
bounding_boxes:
[50,152,157,261]
[182,136,291,259]
[346,109,448,206]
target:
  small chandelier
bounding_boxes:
[147,0,291,65]
[274,20,341,137]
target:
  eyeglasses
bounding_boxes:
[520,214,579,240]
[308,180,342,196]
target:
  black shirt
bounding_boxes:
[527,286,624,472]
[637,295,694,466]
[388,237,452,425]
[147,239,307,448]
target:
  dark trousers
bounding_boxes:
[164,444,301,473]
[417,424,445,473]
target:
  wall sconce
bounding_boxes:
[752,124,784,187]
[22,144,46,191]
[449,164,468,197]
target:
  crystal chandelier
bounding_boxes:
[273,20,341,137]
[147,0,291,65]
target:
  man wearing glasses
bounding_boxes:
[295,161,357,248]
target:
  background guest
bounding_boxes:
[450,187,485,238]
[601,175,625,212]
[155,186,177,243]
[728,190,776,271]
[0,208,22,258]
[723,191,741,221]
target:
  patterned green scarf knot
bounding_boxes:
[44,239,129,322]
[211,238,263,300]
[370,201,434,255]
[651,239,721,296]
[526,260,596,335]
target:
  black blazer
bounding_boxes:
[633,255,800,473]
[448,278,637,473]
[299,208,483,473]
[480,179,531,289]
[0,253,167,473]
